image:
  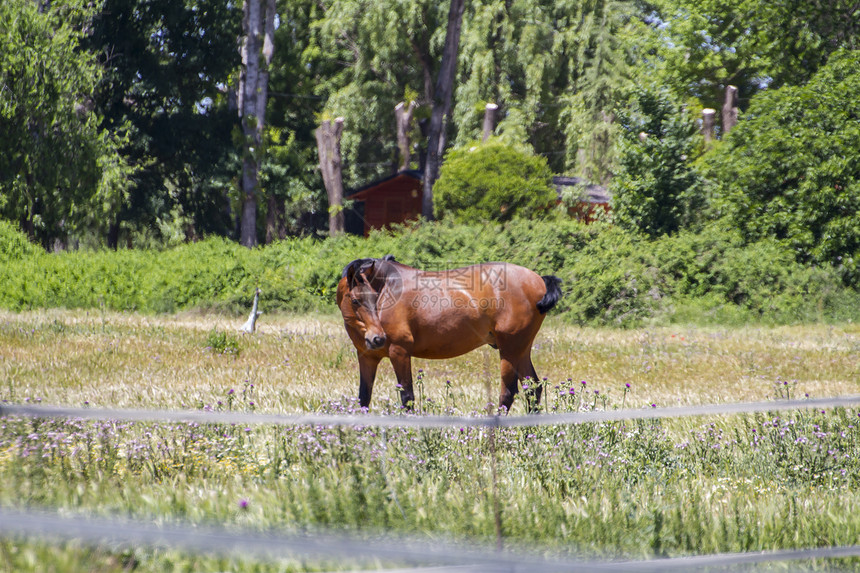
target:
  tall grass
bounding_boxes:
[1,311,859,571]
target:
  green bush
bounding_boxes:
[0,220,42,262]
[0,218,857,326]
[611,88,704,237]
[703,49,860,286]
[433,140,557,223]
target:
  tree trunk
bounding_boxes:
[316,118,346,236]
[482,102,498,142]
[702,108,716,142]
[395,101,417,171]
[265,194,285,243]
[238,0,275,248]
[422,0,467,220]
[722,85,739,136]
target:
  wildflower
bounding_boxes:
[651,403,657,408]
[568,388,575,395]
[238,499,249,510]
[581,380,587,386]
[227,389,235,395]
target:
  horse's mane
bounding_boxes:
[342,255,399,288]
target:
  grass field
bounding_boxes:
[1,310,859,571]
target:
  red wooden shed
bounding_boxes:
[552,176,611,223]
[345,171,611,236]
[347,169,423,236]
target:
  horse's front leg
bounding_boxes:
[388,345,414,409]
[358,352,381,408]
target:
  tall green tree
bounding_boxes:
[422,0,467,219]
[238,0,277,247]
[259,0,328,240]
[311,0,453,188]
[84,0,242,246]
[312,0,638,195]
[454,0,636,181]
[0,0,132,249]
[611,88,703,237]
[703,50,860,284]
[643,0,860,113]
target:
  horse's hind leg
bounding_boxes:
[519,354,542,412]
[498,356,520,413]
[496,331,542,413]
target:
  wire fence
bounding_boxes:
[2,396,860,571]
[3,394,859,429]
[2,507,860,572]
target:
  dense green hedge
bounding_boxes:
[1,218,857,326]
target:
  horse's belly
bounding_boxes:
[409,324,490,359]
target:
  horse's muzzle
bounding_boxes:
[365,334,386,350]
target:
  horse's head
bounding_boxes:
[338,257,398,351]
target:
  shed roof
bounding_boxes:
[348,170,423,201]
[552,176,611,204]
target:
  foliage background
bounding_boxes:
[0,0,858,323]
[2,219,857,327]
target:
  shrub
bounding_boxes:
[0,220,42,262]
[702,49,860,286]
[433,140,557,223]
[611,88,704,237]
[0,218,857,326]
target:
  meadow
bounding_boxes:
[1,309,859,571]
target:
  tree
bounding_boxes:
[611,88,703,237]
[260,0,329,239]
[643,0,860,113]
[315,117,346,236]
[453,0,635,181]
[238,0,276,247]
[0,0,132,248]
[83,0,242,247]
[433,140,556,223]
[703,50,860,284]
[422,0,467,219]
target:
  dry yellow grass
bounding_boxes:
[0,309,857,414]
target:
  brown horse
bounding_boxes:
[337,255,562,412]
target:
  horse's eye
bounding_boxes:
[351,298,361,307]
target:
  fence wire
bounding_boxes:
[2,395,859,429]
[2,396,860,571]
[2,508,860,572]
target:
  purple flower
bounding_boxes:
[625,383,631,389]
[568,388,575,395]
[238,499,249,510]
[227,389,235,395]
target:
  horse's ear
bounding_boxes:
[382,254,396,262]
[343,258,376,288]
[343,259,363,288]
[359,259,375,280]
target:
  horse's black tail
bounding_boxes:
[536,275,562,314]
